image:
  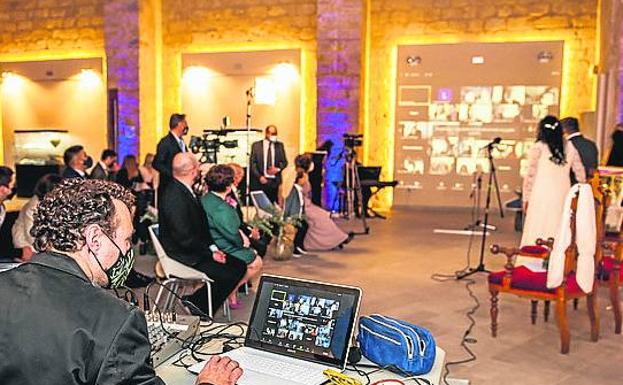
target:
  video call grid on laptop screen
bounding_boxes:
[246,275,361,368]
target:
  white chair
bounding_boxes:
[148,224,230,320]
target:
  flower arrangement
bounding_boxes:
[249,205,305,261]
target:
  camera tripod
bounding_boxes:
[333,147,370,235]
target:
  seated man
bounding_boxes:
[284,170,309,257]
[158,153,246,314]
[228,163,269,258]
[0,178,241,385]
[202,165,263,308]
[61,145,92,179]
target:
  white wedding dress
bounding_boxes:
[518,141,586,271]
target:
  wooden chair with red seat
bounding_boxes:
[488,185,604,354]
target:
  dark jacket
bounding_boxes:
[607,130,623,167]
[90,163,109,180]
[153,133,184,191]
[568,134,598,184]
[158,179,215,266]
[61,167,87,180]
[0,252,163,385]
[249,140,288,190]
[284,186,304,218]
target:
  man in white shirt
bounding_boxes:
[249,125,288,204]
[90,149,118,180]
[61,145,92,179]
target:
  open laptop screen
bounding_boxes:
[246,275,362,369]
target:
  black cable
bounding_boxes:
[146,280,213,321]
[430,197,481,385]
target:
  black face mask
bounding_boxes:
[84,156,94,169]
[182,126,189,136]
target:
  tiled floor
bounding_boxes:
[137,207,623,385]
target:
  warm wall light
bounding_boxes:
[270,62,299,86]
[182,66,214,84]
[78,68,101,87]
[254,76,277,105]
[1,71,23,93]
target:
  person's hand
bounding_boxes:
[259,176,268,184]
[267,166,279,176]
[20,246,34,262]
[240,230,251,248]
[250,227,260,240]
[196,356,243,385]
[212,250,227,264]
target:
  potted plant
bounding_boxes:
[249,205,305,261]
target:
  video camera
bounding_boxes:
[343,133,363,149]
[189,129,238,164]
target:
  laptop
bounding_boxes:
[189,275,362,385]
[250,190,275,219]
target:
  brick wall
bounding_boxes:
[0,0,104,55]
[367,0,598,207]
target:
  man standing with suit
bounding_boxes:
[560,117,599,184]
[61,145,92,179]
[158,153,246,313]
[90,149,117,180]
[250,125,288,204]
[153,113,189,197]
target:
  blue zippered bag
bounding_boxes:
[358,314,436,375]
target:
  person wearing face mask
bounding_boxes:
[249,124,288,204]
[202,165,263,309]
[153,113,190,200]
[61,145,93,179]
[158,153,247,314]
[0,166,16,229]
[0,178,243,385]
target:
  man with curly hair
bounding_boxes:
[0,178,242,385]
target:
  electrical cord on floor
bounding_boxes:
[430,197,480,385]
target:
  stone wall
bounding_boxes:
[367,0,598,207]
[158,0,318,153]
[0,0,104,55]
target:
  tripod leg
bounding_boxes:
[353,164,369,234]
[491,162,505,218]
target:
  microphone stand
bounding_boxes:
[456,144,504,280]
[244,87,254,218]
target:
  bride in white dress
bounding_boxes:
[519,116,586,270]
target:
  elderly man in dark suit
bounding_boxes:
[0,178,242,385]
[153,113,189,197]
[249,124,288,204]
[560,117,599,184]
[61,145,92,179]
[90,149,117,180]
[158,153,246,313]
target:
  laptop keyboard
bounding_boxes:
[232,352,327,385]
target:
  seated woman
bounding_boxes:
[293,154,353,251]
[201,164,263,308]
[12,174,63,261]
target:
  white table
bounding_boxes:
[156,323,446,385]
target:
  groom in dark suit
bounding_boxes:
[249,125,288,204]
[158,153,246,313]
[284,170,309,257]
[153,113,189,197]
[560,117,598,184]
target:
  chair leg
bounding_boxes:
[544,301,550,323]
[530,300,538,325]
[556,299,570,354]
[587,293,599,342]
[490,289,499,337]
[610,279,622,334]
[205,282,214,320]
[573,298,579,310]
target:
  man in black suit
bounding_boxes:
[153,113,189,197]
[249,125,288,203]
[0,178,242,385]
[90,149,117,180]
[61,145,92,179]
[284,170,309,257]
[560,117,599,184]
[158,153,246,313]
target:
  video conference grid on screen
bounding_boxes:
[258,288,342,357]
